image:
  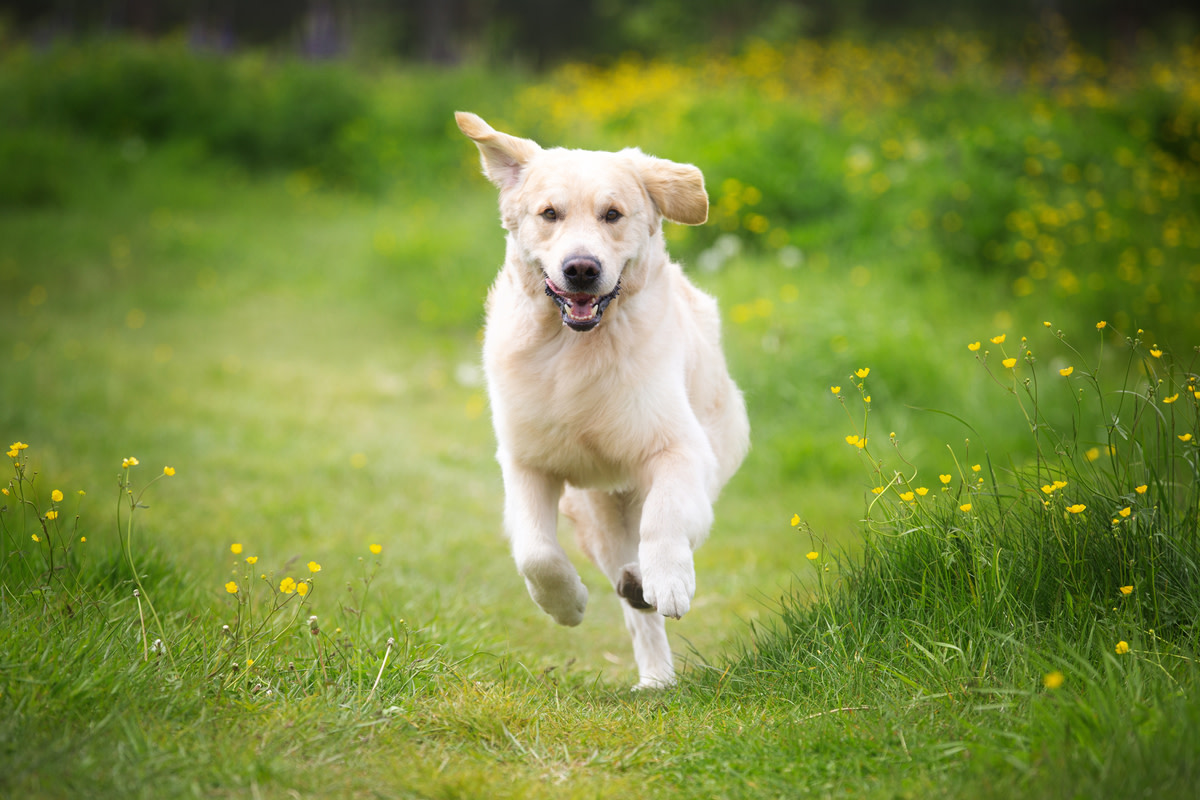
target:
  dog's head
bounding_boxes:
[456,112,708,332]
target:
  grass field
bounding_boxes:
[3,29,1200,798]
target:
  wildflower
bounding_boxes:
[1043,321,1052,328]
[959,503,973,513]
[1150,347,1162,358]
[806,551,819,561]
[854,368,870,380]
[225,581,239,594]
[31,533,40,542]
[990,334,1006,344]
[1085,447,1101,462]
[790,514,800,527]
[968,341,981,352]
[1002,357,1017,369]
[1180,434,1193,443]
[1096,321,1107,330]
[45,510,58,521]
[1135,484,1148,494]
[845,434,859,446]
[939,474,952,484]
[1118,507,1132,518]
[163,466,176,476]
[899,491,915,502]
[1066,504,1087,514]
[1119,585,1133,595]
[915,487,929,496]
[230,543,243,555]
[863,395,871,403]
[246,556,258,565]
[971,464,981,473]
[9,441,28,451]
[307,561,321,574]
[1115,641,1130,655]
[1043,671,1065,690]
[1163,394,1179,404]
[80,536,86,543]
[830,385,841,394]
[369,543,383,554]
[1059,366,1074,377]
[297,582,310,597]
[121,456,139,468]
[279,577,297,594]
[51,489,63,502]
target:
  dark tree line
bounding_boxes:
[1,0,1195,64]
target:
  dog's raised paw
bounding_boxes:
[638,542,695,620]
[616,563,654,611]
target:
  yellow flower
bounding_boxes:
[1135,484,1148,494]
[6,450,17,459]
[990,334,1006,344]
[1180,434,1193,443]
[1119,585,1133,595]
[1118,507,1132,518]
[806,551,819,561]
[307,561,321,574]
[1163,394,1179,404]
[939,474,952,484]
[1150,348,1162,358]
[1085,447,1100,462]
[121,456,139,468]
[80,536,86,543]
[915,487,929,496]
[279,577,297,594]
[959,503,973,513]
[225,581,239,594]
[1096,320,1107,330]
[971,464,981,473]
[1002,357,1017,369]
[31,533,40,542]
[855,367,870,379]
[863,395,871,403]
[230,543,243,555]
[369,543,383,555]
[1053,480,1068,490]
[246,556,258,565]
[830,386,840,394]
[1041,484,1055,494]
[790,514,800,527]
[1066,504,1086,514]
[9,442,29,451]
[163,466,176,476]
[845,434,860,446]
[968,341,981,352]
[1115,641,1129,655]
[1059,366,1074,377]
[899,491,915,502]
[871,486,885,495]
[297,582,310,597]
[51,489,63,502]
[1043,671,1065,690]
[45,510,58,521]
[1043,321,1052,328]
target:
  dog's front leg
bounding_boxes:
[500,456,589,626]
[637,448,714,620]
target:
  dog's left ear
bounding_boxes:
[455,112,542,194]
[630,151,709,226]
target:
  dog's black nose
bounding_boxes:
[562,256,601,290]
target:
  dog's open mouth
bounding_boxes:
[544,277,620,332]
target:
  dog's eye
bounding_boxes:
[540,208,558,221]
[604,208,623,223]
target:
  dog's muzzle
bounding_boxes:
[544,276,621,332]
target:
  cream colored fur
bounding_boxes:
[456,112,749,689]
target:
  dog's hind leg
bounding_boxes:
[562,488,675,688]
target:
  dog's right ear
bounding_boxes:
[455,112,541,193]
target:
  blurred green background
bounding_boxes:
[2,1,1199,674]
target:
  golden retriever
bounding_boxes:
[456,112,749,689]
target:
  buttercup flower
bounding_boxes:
[1163,394,1179,404]
[1059,366,1074,377]
[939,474,952,484]
[230,543,243,555]
[45,510,58,521]
[1180,434,1193,443]
[915,487,929,496]
[225,581,239,594]
[1119,585,1133,595]
[1066,504,1086,514]
[855,367,870,379]
[830,385,840,394]
[806,551,819,561]
[790,514,800,527]
[1150,348,1162,358]
[899,491,915,502]
[1135,485,1148,494]
[1118,507,1132,518]
[1115,641,1129,654]
[369,543,383,554]
[163,466,176,476]
[1096,321,1107,330]
[1002,357,1017,368]
[1043,671,1065,690]
[1085,447,1100,462]
[279,577,297,594]
[51,489,63,502]
[121,456,139,468]
[246,556,258,565]
[968,341,981,352]
[297,582,310,597]
[31,533,40,542]
[990,334,1005,344]
[307,561,321,574]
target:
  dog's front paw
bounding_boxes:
[523,569,589,627]
[638,540,695,620]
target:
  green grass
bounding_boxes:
[3,33,1200,799]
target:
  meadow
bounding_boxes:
[2,25,1200,798]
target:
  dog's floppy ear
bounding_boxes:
[455,112,542,193]
[631,151,709,226]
